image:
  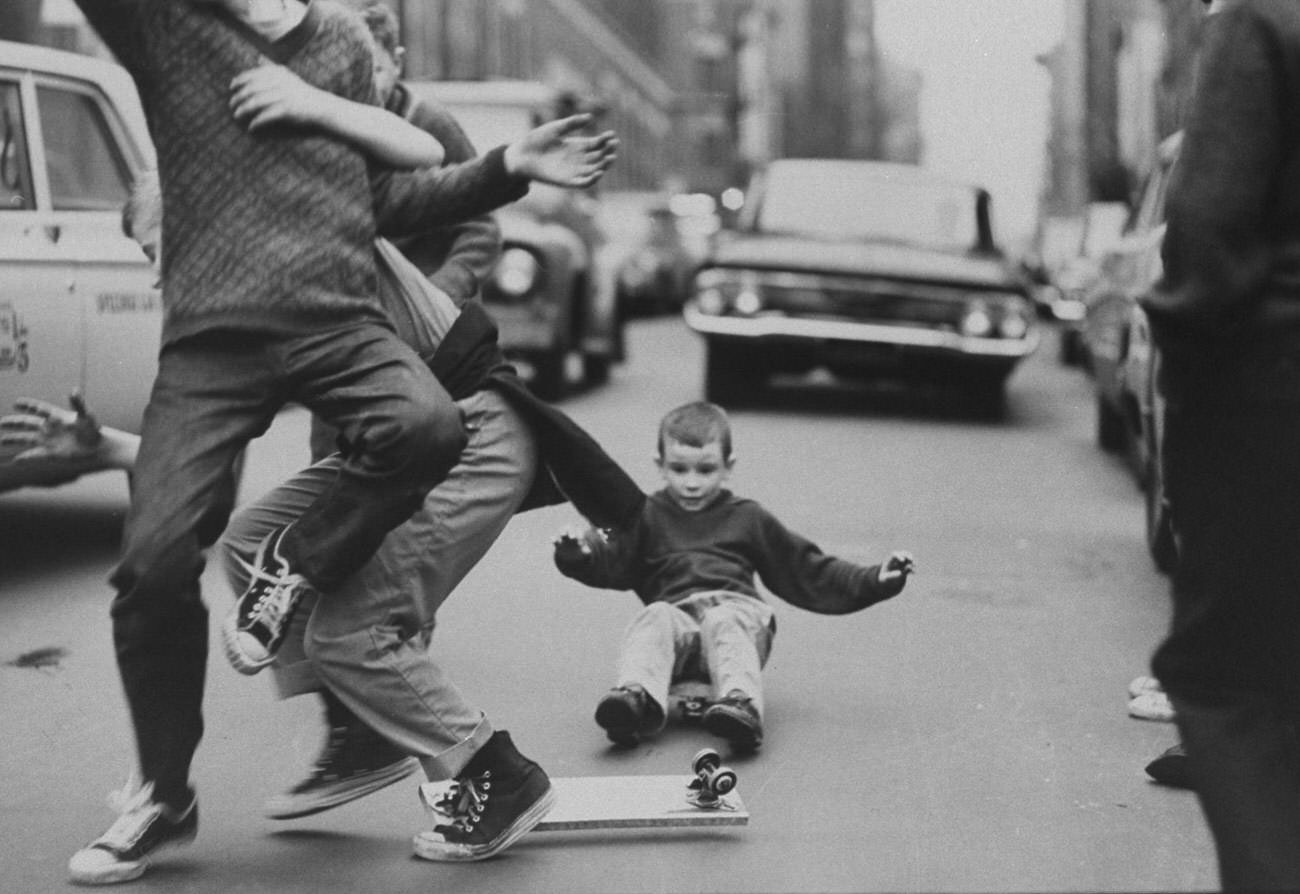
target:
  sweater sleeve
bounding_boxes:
[553,525,641,592]
[1140,5,1284,350]
[410,102,503,305]
[752,507,901,614]
[71,0,145,73]
[370,146,528,238]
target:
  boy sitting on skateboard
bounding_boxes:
[553,400,914,751]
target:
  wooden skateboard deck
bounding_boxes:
[533,774,748,831]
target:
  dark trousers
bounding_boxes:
[1153,400,1300,891]
[110,322,465,806]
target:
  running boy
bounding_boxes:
[553,401,915,751]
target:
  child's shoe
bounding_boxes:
[413,731,555,862]
[1127,675,1163,698]
[68,782,198,885]
[593,685,658,746]
[223,524,312,674]
[702,690,763,751]
[264,718,418,819]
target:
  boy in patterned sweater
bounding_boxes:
[554,401,914,751]
[66,0,614,884]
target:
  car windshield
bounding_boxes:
[753,162,981,251]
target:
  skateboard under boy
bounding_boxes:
[418,748,748,833]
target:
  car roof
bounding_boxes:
[0,39,154,167]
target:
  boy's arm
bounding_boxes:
[372,115,617,237]
[229,65,444,169]
[412,102,503,304]
[0,395,138,471]
[753,508,912,614]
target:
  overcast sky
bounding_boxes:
[874,0,1065,245]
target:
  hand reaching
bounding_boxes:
[877,550,916,590]
[505,114,619,188]
[0,393,102,463]
[230,64,331,132]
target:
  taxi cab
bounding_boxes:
[0,40,157,491]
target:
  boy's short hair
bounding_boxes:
[658,401,732,459]
[122,168,162,243]
[344,0,401,54]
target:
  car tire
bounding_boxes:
[705,340,763,406]
[1144,429,1177,574]
[1096,394,1127,453]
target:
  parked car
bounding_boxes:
[1079,132,1182,572]
[407,79,622,400]
[684,159,1039,410]
[0,40,158,492]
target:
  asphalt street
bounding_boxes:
[0,317,1217,892]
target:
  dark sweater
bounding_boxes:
[73,0,526,346]
[1141,0,1300,404]
[554,490,902,614]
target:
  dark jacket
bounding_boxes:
[1140,0,1300,406]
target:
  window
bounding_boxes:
[36,85,129,212]
[0,82,34,211]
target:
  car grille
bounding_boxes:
[757,273,967,329]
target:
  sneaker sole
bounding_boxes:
[220,611,274,676]
[702,708,762,751]
[265,757,420,820]
[412,784,556,862]
[69,828,197,886]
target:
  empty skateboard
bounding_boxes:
[417,748,748,835]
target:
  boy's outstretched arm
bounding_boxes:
[0,395,139,471]
[504,114,619,188]
[229,65,445,170]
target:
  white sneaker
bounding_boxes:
[69,781,198,885]
[1127,675,1163,699]
[1128,690,1175,722]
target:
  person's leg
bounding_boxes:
[1153,402,1300,891]
[687,593,774,750]
[597,601,698,744]
[71,339,280,885]
[226,322,465,672]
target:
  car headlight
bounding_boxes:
[692,269,762,316]
[960,301,995,338]
[493,247,541,298]
[962,294,1034,339]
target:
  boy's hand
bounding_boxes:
[553,526,611,564]
[877,550,916,590]
[0,393,102,463]
[230,64,331,132]
[504,114,619,188]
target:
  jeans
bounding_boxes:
[221,389,536,780]
[617,591,775,723]
[111,323,464,805]
[1153,400,1300,891]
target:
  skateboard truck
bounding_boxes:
[686,748,739,810]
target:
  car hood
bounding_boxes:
[707,234,1018,289]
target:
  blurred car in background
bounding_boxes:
[1080,132,1182,573]
[613,197,699,317]
[409,79,622,400]
[684,158,1039,412]
[1047,201,1129,366]
[0,41,157,492]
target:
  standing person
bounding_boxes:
[65,0,616,884]
[1141,0,1300,888]
[553,401,914,751]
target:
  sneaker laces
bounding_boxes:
[430,772,492,833]
[96,778,160,850]
[233,553,306,630]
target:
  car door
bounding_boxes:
[28,74,157,435]
[0,70,84,426]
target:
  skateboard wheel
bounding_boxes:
[707,767,737,797]
[692,748,721,776]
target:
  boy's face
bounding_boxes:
[656,436,732,512]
